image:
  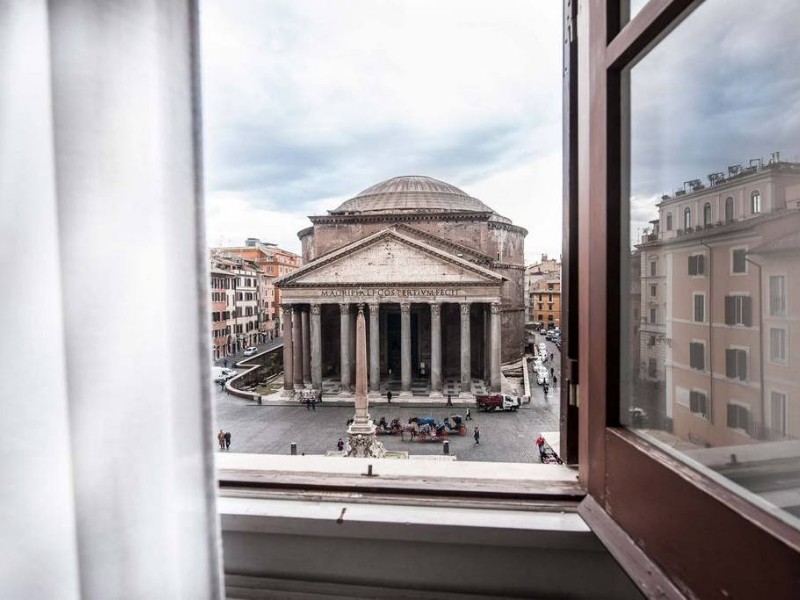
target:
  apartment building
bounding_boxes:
[637,158,800,446]
[211,239,302,340]
[525,254,561,327]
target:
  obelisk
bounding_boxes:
[345,304,386,458]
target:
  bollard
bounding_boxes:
[290,442,297,455]
[443,440,450,455]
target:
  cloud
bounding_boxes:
[200,0,563,254]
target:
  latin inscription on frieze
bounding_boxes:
[320,287,461,298]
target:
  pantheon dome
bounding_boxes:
[275,175,527,399]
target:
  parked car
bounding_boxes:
[243,346,258,356]
[212,367,237,383]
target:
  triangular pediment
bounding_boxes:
[278,229,503,287]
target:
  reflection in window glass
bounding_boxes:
[622,0,800,530]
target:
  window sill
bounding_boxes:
[218,452,582,500]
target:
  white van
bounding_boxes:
[212,367,236,383]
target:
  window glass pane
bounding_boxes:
[622,0,800,530]
[621,0,650,27]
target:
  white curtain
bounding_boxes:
[0,1,222,598]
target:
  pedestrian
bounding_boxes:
[543,383,549,395]
[306,397,311,411]
[217,430,225,451]
[387,390,393,404]
[219,379,225,392]
[553,375,558,386]
[223,358,228,368]
[311,398,316,411]
[550,367,555,377]
[465,407,472,421]
[446,393,452,406]
[318,390,323,403]
[550,353,554,361]
[536,434,546,461]
[224,431,231,450]
[337,438,344,451]
[473,426,480,445]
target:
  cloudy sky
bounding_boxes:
[199,0,563,262]
[628,0,800,244]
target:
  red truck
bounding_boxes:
[475,394,521,412]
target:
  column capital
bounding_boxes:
[310,303,321,315]
[430,302,441,316]
[368,302,379,315]
[490,302,501,314]
[357,302,365,314]
[339,302,350,315]
[281,304,293,316]
[460,302,471,316]
[400,302,411,314]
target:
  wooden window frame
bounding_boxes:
[572,0,800,597]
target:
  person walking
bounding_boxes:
[550,367,555,378]
[224,431,231,450]
[446,393,453,406]
[217,430,225,451]
[536,434,546,462]
[543,383,549,395]
[387,390,393,404]
[305,397,311,411]
[311,398,316,411]
[337,438,344,451]
[473,426,480,445]
[223,358,228,368]
[465,407,472,421]
[553,375,558,386]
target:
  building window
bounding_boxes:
[727,403,752,433]
[732,248,747,273]
[703,202,712,226]
[650,284,657,297]
[666,212,672,231]
[725,295,752,326]
[689,342,705,370]
[693,294,705,323]
[650,260,656,276]
[725,196,734,222]
[770,328,787,363]
[690,391,709,418]
[725,348,748,381]
[648,335,656,348]
[751,190,761,214]
[688,254,705,275]
[769,275,786,316]
[770,392,787,437]
[650,307,657,324]
[648,358,657,379]
[683,207,692,229]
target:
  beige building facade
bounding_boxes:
[275,176,527,397]
[636,160,800,446]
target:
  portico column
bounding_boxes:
[369,303,380,394]
[292,305,303,388]
[282,304,293,393]
[460,302,471,394]
[490,301,502,392]
[430,303,442,396]
[340,303,351,392]
[310,304,322,391]
[400,302,412,395]
[301,308,311,385]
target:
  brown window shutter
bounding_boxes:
[726,349,736,377]
[725,296,735,325]
[742,296,752,326]
[737,350,748,381]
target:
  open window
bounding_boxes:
[574,0,800,596]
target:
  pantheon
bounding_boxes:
[275,175,527,398]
